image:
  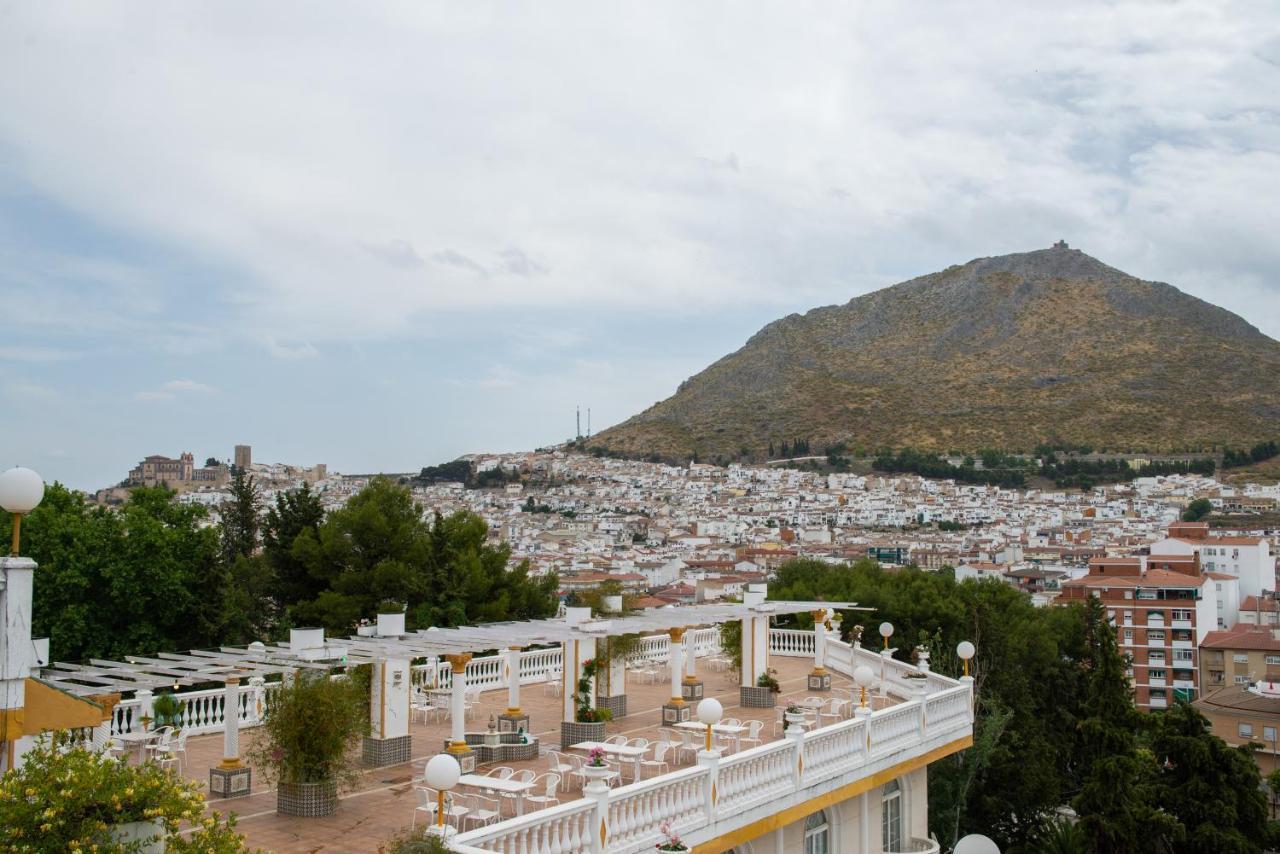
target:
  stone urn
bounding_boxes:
[108,819,165,853]
[579,762,614,792]
[277,779,339,817]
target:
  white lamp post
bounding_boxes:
[878,621,894,651]
[878,622,894,698]
[696,696,723,753]
[0,467,45,555]
[957,640,976,679]
[853,665,875,716]
[424,753,461,834]
[955,833,1001,854]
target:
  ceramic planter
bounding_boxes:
[277,779,339,817]
[108,819,164,853]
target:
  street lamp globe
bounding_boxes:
[957,640,976,677]
[0,467,44,514]
[853,664,875,707]
[954,834,1001,854]
[697,697,723,752]
[879,621,894,649]
[425,753,461,790]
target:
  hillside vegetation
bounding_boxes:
[595,246,1280,462]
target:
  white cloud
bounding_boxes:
[134,378,217,401]
[1,1,1276,343]
[265,337,321,360]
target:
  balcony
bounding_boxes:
[1171,640,1193,650]
[1172,619,1193,630]
[1149,678,1167,687]
[887,839,943,854]
[1172,658,1195,670]
[1149,697,1169,709]
[1173,679,1195,690]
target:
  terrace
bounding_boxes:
[40,596,973,854]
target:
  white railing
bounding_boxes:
[606,767,708,849]
[109,681,280,737]
[769,628,815,657]
[456,658,973,853]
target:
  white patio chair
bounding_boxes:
[500,769,536,815]
[674,729,699,765]
[525,773,561,809]
[739,720,764,750]
[547,750,575,783]
[640,741,672,778]
[412,786,440,830]
[460,793,501,831]
[544,670,563,697]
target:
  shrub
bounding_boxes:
[0,735,249,852]
[248,670,369,789]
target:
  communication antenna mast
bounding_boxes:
[576,406,581,440]
[587,408,591,438]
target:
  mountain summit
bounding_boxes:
[595,244,1280,461]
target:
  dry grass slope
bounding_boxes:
[596,247,1280,462]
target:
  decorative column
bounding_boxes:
[247,676,266,724]
[442,653,475,772]
[210,676,252,798]
[0,556,37,772]
[808,609,832,691]
[662,627,692,723]
[682,628,704,702]
[595,638,628,720]
[87,694,121,753]
[135,688,156,731]
[740,587,774,708]
[498,646,530,733]
[363,658,412,767]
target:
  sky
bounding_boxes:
[2,2,1279,491]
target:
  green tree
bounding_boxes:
[1073,596,1179,853]
[3,484,227,662]
[220,468,260,563]
[1149,701,1272,853]
[1182,498,1213,522]
[263,483,326,607]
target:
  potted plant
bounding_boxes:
[249,669,370,817]
[152,692,184,731]
[561,658,612,747]
[784,704,807,729]
[655,819,689,851]
[0,734,247,853]
[741,667,778,708]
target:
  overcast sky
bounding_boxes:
[2,2,1278,490]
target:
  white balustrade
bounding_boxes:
[110,681,280,737]
[457,638,974,854]
[606,767,709,848]
[768,628,815,657]
[716,740,796,818]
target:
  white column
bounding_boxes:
[1,556,37,770]
[684,630,698,681]
[812,610,828,672]
[446,653,471,751]
[506,646,522,714]
[221,677,242,767]
[668,628,686,704]
[698,747,721,821]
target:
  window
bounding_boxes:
[1266,655,1280,666]
[1236,675,1251,684]
[1267,727,1278,743]
[1240,723,1254,738]
[1148,631,1165,642]
[1235,654,1250,664]
[1173,609,1193,621]
[1149,669,1166,679]
[1124,630,1134,641]
[805,809,830,854]
[882,780,902,853]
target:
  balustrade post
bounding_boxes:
[210,676,251,799]
[87,694,119,752]
[698,747,721,822]
[961,675,975,723]
[248,676,265,724]
[584,763,611,854]
[135,688,155,731]
[787,724,805,789]
[444,653,476,772]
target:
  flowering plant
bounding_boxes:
[587,747,607,767]
[0,734,250,852]
[785,704,804,715]
[655,819,688,851]
[756,669,781,693]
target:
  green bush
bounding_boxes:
[247,670,369,788]
[0,735,249,852]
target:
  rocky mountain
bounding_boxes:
[594,244,1280,462]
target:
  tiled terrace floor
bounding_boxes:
[178,657,873,853]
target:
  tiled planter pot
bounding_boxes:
[740,685,777,708]
[277,779,339,817]
[560,720,606,749]
[108,819,164,853]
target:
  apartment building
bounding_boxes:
[1059,553,1219,709]
[1199,624,1280,695]
[1149,521,1274,599]
[1194,681,1280,773]
[1239,594,1280,626]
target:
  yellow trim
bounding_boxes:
[20,679,107,735]
[218,758,243,769]
[0,708,23,731]
[447,741,470,753]
[692,734,973,854]
[683,675,701,684]
[506,707,522,715]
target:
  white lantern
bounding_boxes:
[954,834,1001,854]
[853,664,875,707]
[696,697,723,751]
[424,754,462,828]
[957,640,976,677]
[0,467,44,556]
[878,621,894,649]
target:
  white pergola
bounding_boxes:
[38,595,867,770]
